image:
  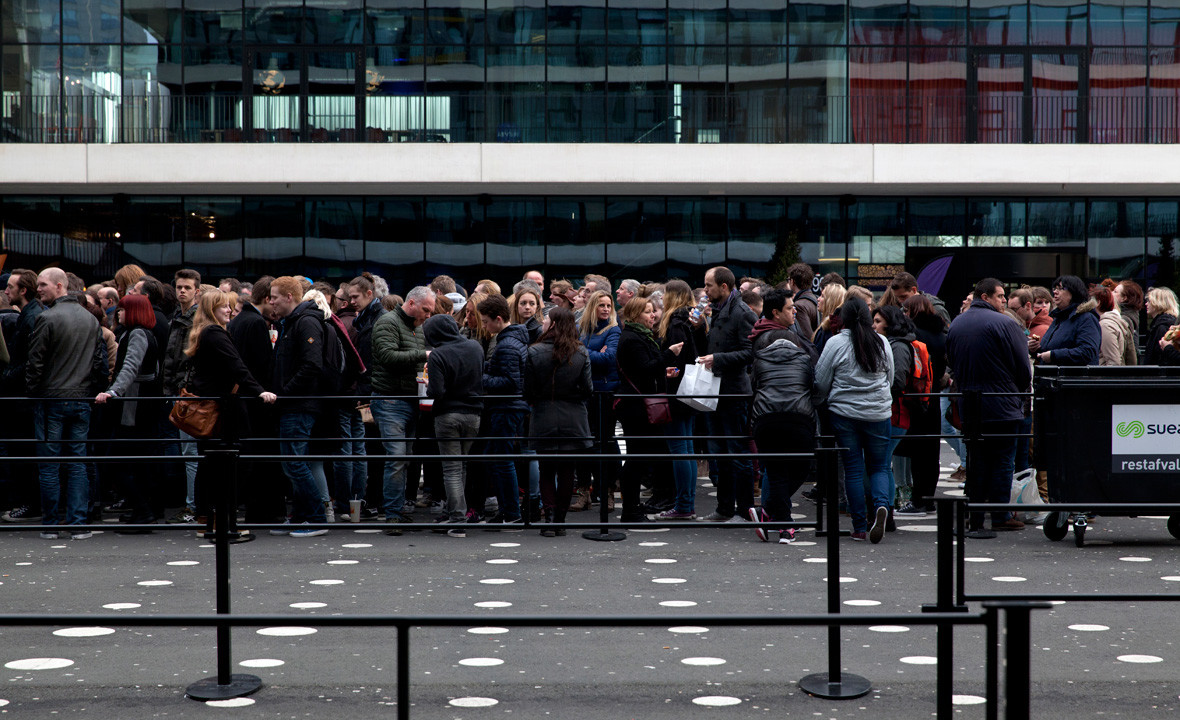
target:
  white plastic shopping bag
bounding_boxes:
[676,361,721,412]
[1009,468,1046,523]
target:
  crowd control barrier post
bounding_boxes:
[185,446,262,701]
[986,601,1050,720]
[798,443,871,700]
[584,392,625,542]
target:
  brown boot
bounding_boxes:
[569,488,590,512]
[605,486,616,512]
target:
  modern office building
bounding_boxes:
[3,0,1180,295]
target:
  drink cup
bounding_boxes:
[349,499,362,523]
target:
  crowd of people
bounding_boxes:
[0,260,1172,543]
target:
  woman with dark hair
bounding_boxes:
[1032,275,1100,366]
[1113,280,1144,347]
[872,304,915,523]
[615,295,684,522]
[511,285,543,343]
[525,307,593,536]
[815,296,895,543]
[896,294,948,516]
[94,294,160,529]
[1091,286,1135,366]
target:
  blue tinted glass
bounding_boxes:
[547,0,606,45]
[1147,200,1179,286]
[666,198,725,276]
[730,0,787,44]
[244,197,303,266]
[3,0,61,42]
[486,0,543,45]
[485,197,545,269]
[1150,0,1180,44]
[909,0,968,45]
[727,198,786,276]
[1030,0,1087,44]
[185,197,244,267]
[850,0,907,44]
[120,197,183,268]
[367,0,425,45]
[426,0,485,47]
[970,0,1029,45]
[606,198,665,277]
[63,45,121,142]
[1088,200,1146,278]
[2,45,61,143]
[123,0,183,43]
[62,0,120,42]
[608,0,666,48]
[365,198,425,265]
[669,0,726,45]
[788,46,848,142]
[910,199,965,246]
[1,197,63,261]
[1027,199,1085,246]
[183,0,243,45]
[787,198,846,277]
[425,198,484,266]
[546,197,605,271]
[306,0,363,44]
[245,0,304,44]
[1091,0,1147,44]
[307,199,364,264]
[968,199,1026,247]
[789,0,848,44]
[547,83,607,141]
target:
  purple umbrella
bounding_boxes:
[916,255,954,297]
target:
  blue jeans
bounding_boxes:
[940,391,965,465]
[485,410,526,520]
[886,424,907,505]
[371,397,416,520]
[830,412,893,533]
[333,406,367,512]
[35,400,91,527]
[705,399,754,517]
[665,414,696,514]
[279,412,325,524]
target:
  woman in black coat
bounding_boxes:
[185,291,276,539]
[655,280,699,519]
[897,294,947,515]
[615,295,684,522]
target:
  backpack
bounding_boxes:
[904,339,933,413]
[320,314,366,394]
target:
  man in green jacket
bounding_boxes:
[370,285,435,535]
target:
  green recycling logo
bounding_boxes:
[1116,421,1145,439]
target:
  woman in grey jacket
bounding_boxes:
[815,297,895,544]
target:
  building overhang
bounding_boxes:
[0,143,1173,196]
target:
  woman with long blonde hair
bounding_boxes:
[572,290,621,512]
[813,284,847,354]
[654,279,700,519]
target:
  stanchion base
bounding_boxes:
[582,530,627,542]
[186,674,263,701]
[798,672,872,700]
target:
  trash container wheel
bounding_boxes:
[1168,515,1180,540]
[1043,512,1068,541]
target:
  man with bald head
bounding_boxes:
[27,268,102,540]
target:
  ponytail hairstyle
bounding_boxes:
[873,304,914,339]
[839,296,887,374]
[350,271,375,296]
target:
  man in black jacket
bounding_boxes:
[946,277,1032,536]
[1,269,45,524]
[478,295,529,526]
[424,314,484,537]
[270,275,328,538]
[696,266,757,523]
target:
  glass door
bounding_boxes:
[245,47,363,141]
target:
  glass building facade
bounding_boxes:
[3,0,1179,143]
[2,194,1175,292]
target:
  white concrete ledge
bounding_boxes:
[0,143,1174,195]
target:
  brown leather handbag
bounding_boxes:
[169,388,222,440]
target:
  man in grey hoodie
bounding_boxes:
[424,314,485,538]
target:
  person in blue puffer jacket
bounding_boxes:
[572,290,622,512]
[1031,275,1100,367]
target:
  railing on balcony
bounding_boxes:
[3,92,1178,144]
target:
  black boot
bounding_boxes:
[540,509,555,537]
[553,508,567,536]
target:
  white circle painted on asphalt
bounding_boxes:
[822,577,858,583]
[991,576,1027,582]
[458,658,504,667]
[898,525,939,532]
[1118,655,1163,663]
[638,542,668,547]
[668,626,709,634]
[1119,557,1152,563]
[341,543,372,548]
[682,657,726,666]
[953,695,986,705]
[629,528,670,533]
[692,696,741,707]
[353,529,381,534]
[486,559,517,565]
[652,578,687,584]
[467,627,509,635]
[327,560,358,565]
[15,562,31,566]
[474,601,513,608]
[198,544,214,549]
[256,627,317,636]
[240,659,285,668]
[869,625,910,633]
[645,558,677,564]
[1069,624,1110,632]
[0,700,8,707]
[944,489,966,497]
[102,603,141,610]
[167,560,199,566]
[1161,576,1180,582]
[309,579,344,585]
[659,601,698,608]
[964,557,995,563]
[450,697,498,707]
[206,698,256,707]
[53,627,115,638]
[290,602,327,609]
[844,599,882,607]
[900,656,938,665]
[790,541,817,546]
[4,658,74,670]
[489,543,520,548]
[480,578,514,585]
[803,558,827,563]
[137,580,172,586]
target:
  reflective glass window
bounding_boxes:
[1090,48,1146,143]
[850,46,906,143]
[1091,0,1147,44]
[729,0,786,45]
[2,45,62,143]
[180,45,244,141]
[244,197,303,265]
[119,197,183,268]
[973,52,1024,143]
[1027,199,1085,246]
[307,199,364,263]
[545,197,605,271]
[1147,199,1180,284]
[669,0,727,45]
[485,197,545,270]
[666,198,725,277]
[910,199,966,246]
[1088,200,1146,278]
[1031,52,1081,143]
[970,0,1029,45]
[605,83,673,142]
[61,197,119,269]
[849,200,907,285]
[184,197,244,266]
[123,0,183,44]
[486,0,544,46]
[788,0,847,44]
[1149,0,1180,45]
[788,46,848,142]
[62,0,120,43]
[426,0,485,50]
[850,0,907,45]
[547,0,606,45]
[182,0,244,45]
[1030,0,1087,44]
[546,82,607,142]
[123,44,183,142]
[245,0,304,44]
[1,197,65,268]
[306,0,363,44]
[424,198,484,266]
[910,47,966,143]
[1149,49,1180,142]
[367,0,425,45]
[787,198,847,280]
[730,47,788,142]
[727,198,785,278]
[3,0,61,43]
[909,0,968,45]
[968,198,1026,246]
[365,198,425,265]
[606,197,666,278]
[608,0,666,52]
[62,44,121,143]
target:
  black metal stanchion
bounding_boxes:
[585,393,624,542]
[985,605,999,720]
[397,624,410,720]
[993,601,1049,720]
[187,446,262,701]
[924,497,969,612]
[799,446,871,700]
